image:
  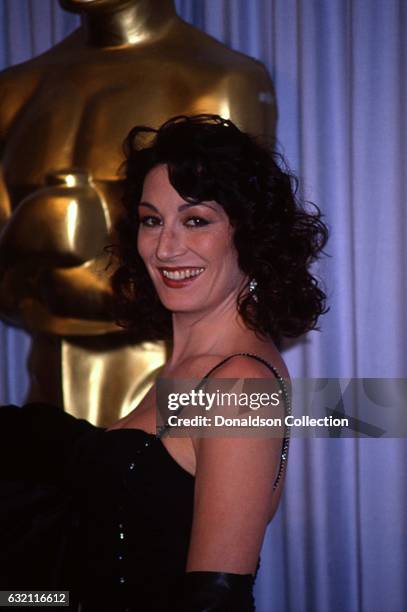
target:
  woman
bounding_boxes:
[0,114,327,611]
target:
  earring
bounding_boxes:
[249,278,258,303]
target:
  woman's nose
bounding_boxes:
[156,226,186,261]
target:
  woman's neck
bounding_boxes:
[81,0,177,48]
[168,294,251,366]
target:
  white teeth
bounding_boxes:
[162,267,205,280]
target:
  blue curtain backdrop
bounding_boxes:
[0,2,406,611]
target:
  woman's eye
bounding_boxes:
[138,215,209,228]
[139,216,161,227]
[184,216,210,228]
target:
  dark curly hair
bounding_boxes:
[110,114,328,343]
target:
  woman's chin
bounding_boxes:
[155,291,206,313]
[160,299,197,313]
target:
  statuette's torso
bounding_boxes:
[0,6,276,422]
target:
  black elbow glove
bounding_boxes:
[172,571,255,612]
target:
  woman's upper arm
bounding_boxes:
[187,434,282,574]
[186,355,287,574]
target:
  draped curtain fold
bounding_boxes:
[1,1,406,611]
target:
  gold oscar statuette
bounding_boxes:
[0,0,276,425]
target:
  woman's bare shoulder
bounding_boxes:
[166,347,289,381]
[204,354,284,380]
[203,346,289,381]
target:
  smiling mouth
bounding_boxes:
[158,267,205,283]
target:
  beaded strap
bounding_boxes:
[157,352,291,491]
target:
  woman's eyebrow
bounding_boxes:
[138,201,158,211]
[139,201,218,212]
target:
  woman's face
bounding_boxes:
[137,164,247,314]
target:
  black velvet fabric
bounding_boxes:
[0,403,257,611]
[0,404,195,611]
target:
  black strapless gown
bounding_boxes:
[0,404,195,611]
[0,353,290,611]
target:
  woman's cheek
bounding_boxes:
[137,231,153,260]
